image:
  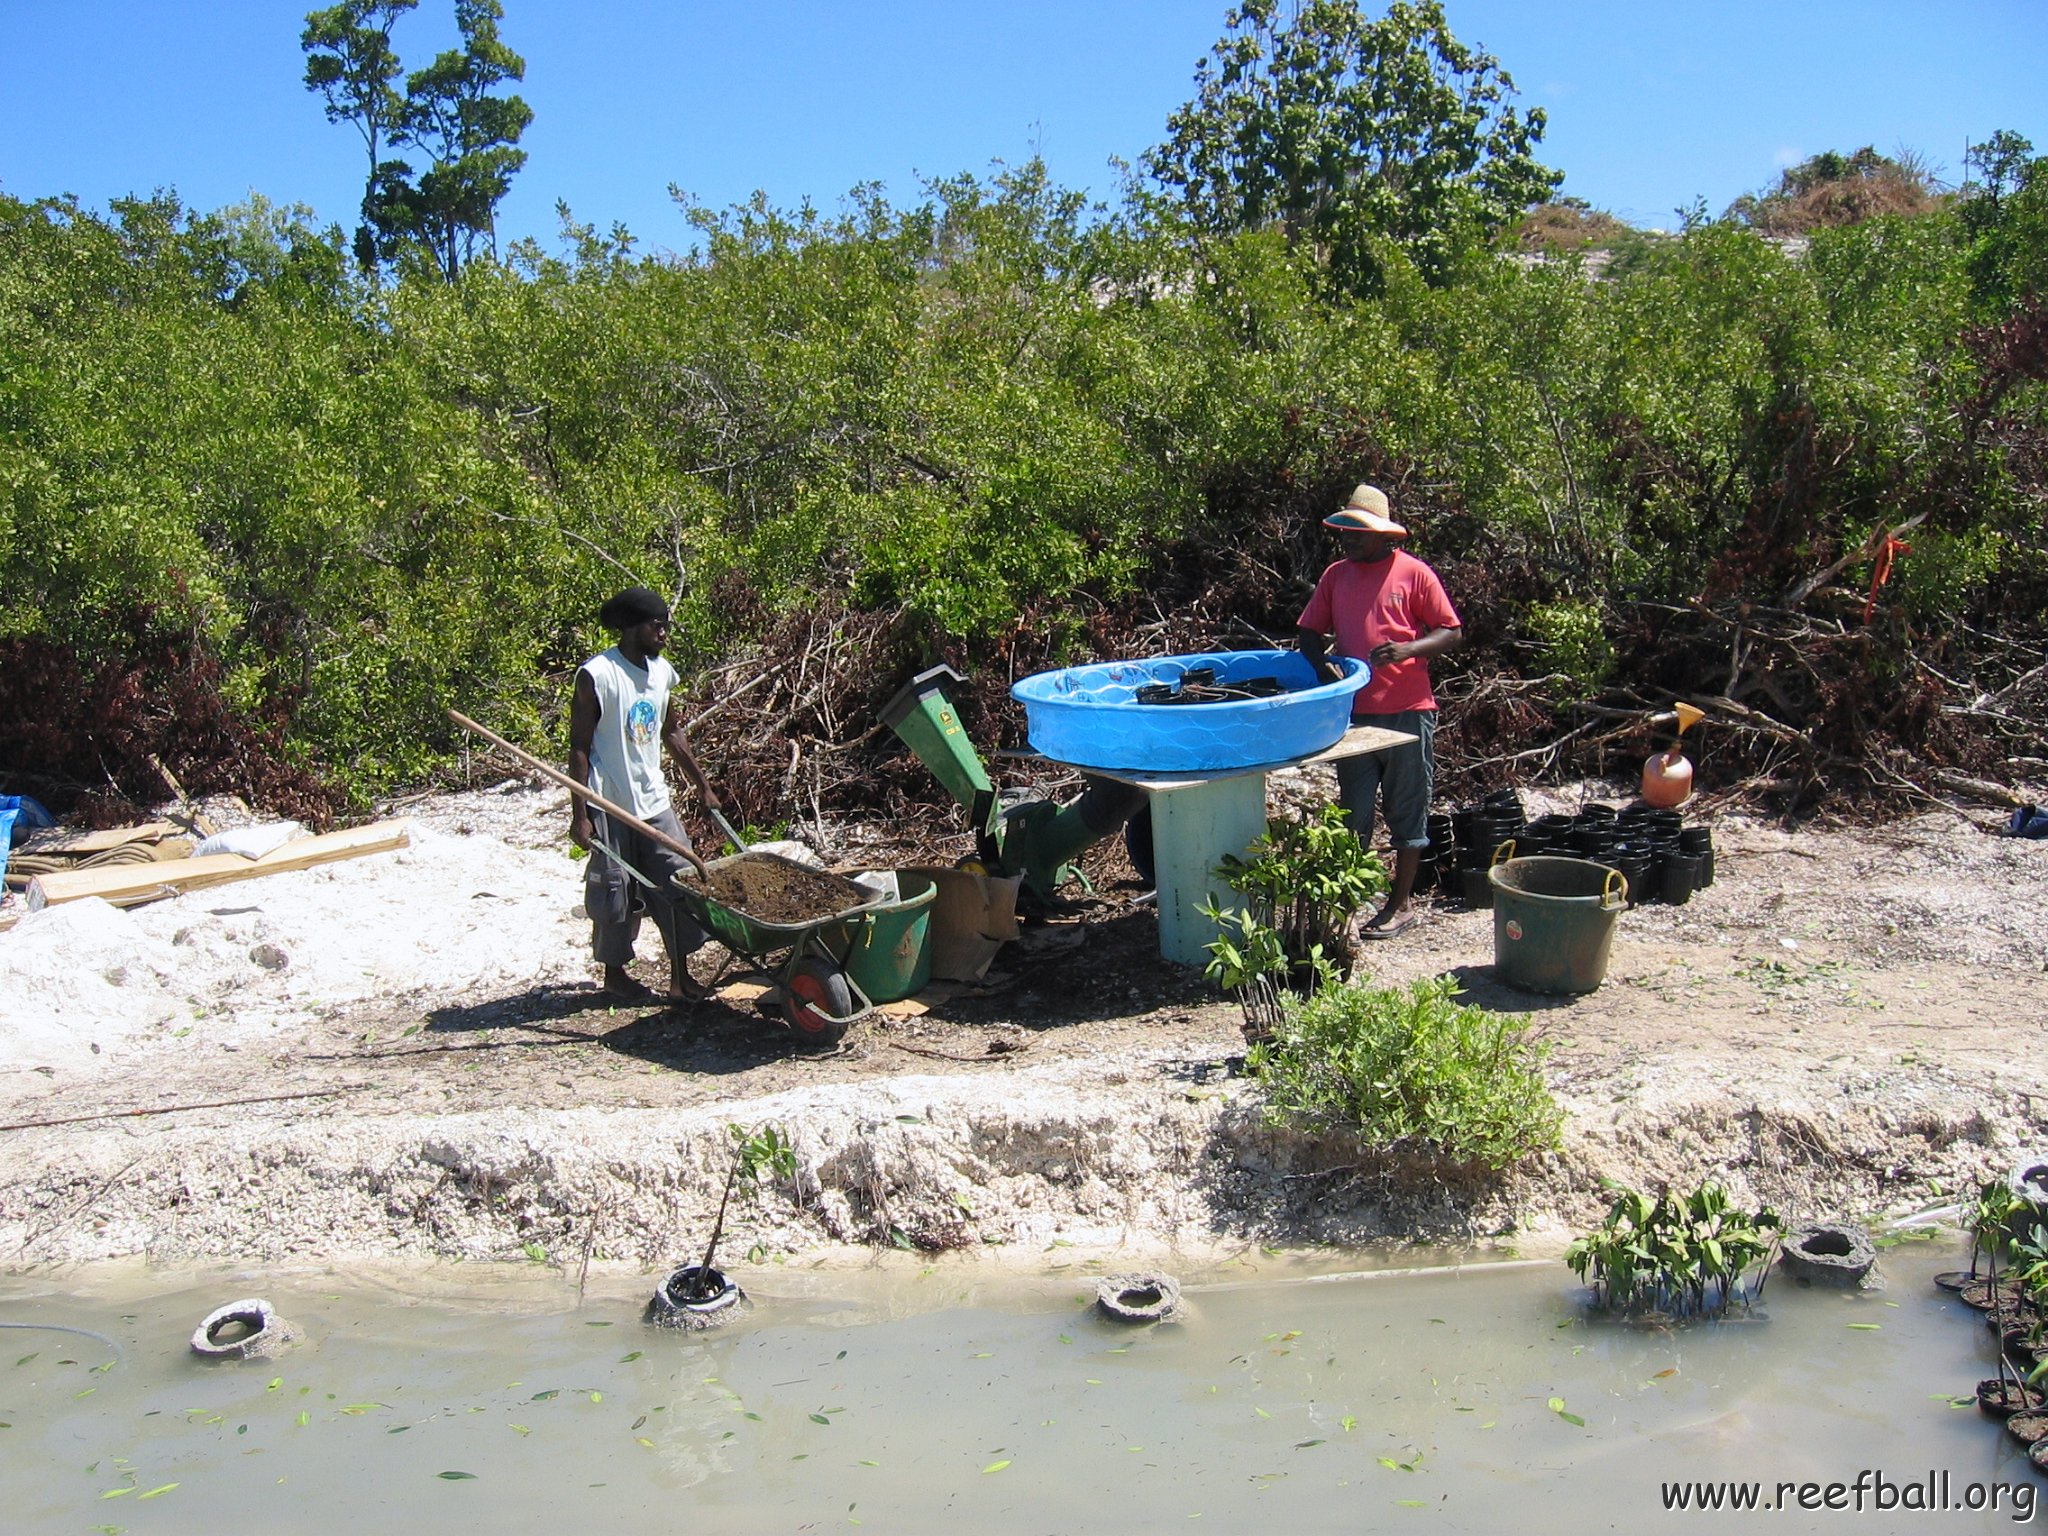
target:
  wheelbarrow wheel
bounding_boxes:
[783,957,854,1046]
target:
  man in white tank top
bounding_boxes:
[568,586,724,1002]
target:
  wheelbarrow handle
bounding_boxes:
[446,709,709,878]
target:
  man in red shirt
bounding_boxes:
[1297,485,1463,938]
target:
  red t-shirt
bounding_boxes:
[1297,550,1462,714]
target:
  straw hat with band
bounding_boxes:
[1322,484,1408,538]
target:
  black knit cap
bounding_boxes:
[599,586,669,630]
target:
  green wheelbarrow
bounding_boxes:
[671,850,888,1047]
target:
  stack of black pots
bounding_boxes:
[1445,793,1716,908]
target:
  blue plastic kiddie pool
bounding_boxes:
[1011,649,1370,773]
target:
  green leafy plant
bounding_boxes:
[690,1122,797,1295]
[1968,1178,2026,1278]
[1216,805,1388,978]
[1245,975,1560,1169]
[1524,598,1613,698]
[1564,1182,1782,1320]
[1199,901,1333,1042]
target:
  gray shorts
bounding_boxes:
[1334,709,1435,850]
[583,806,706,967]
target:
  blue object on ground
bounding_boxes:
[2010,803,2048,839]
[0,807,15,888]
[1011,649,1370,773]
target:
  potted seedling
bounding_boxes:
[1200,901,1335,1044]
[648,1122,797,1330]
[1214,805,1387,985]
[1954,1180,2027,1310]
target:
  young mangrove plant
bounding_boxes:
[1215,805,1388,979]
[1565,1182,1782,1320]
[1200,900,1336,1042]
[687,1122,798,1299]
[1245,975,1561,1170]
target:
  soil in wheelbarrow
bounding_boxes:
[678,855,868,926]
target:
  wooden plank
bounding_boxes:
[1040,724,1418,791]
[24,820,412,911]
[14,821,190,855]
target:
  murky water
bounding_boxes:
[2,1243,2039,1533]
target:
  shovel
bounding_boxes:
[446,709,709,878]
[707,806,750,856]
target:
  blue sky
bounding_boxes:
[3,1,2043,257]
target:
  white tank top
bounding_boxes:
[580,648,677,819]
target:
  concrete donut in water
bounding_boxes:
[1095,1273,1182,1323]
[189,1298,296,1359]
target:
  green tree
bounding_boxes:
[301,0,531,281]
[1961,130,2048,308]
[1143,0,1559,293]
[301,0,418,271]
[388,0,533,280]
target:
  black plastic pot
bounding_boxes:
[1662,853,1703,906]
[647,1264,749,1330]
[1460,866,1493,909]
[1678,826,1715,887]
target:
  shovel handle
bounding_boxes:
[446,709,709,878]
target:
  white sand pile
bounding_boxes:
[1,804,590,1071]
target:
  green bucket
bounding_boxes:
[841,874,937,1003]
[1488,856,1627,995]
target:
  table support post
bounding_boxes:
[1149,773,1269,967]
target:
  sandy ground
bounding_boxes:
[2,771,2044,1280]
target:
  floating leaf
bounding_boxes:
[635,1437,655,1448]
[584,1321,613,1328]
[387,1425,410,1435]
[588,1392,603,1404]
[810,1414,831,1426]
[1253,1407,1271,1419]
[136,1485,179,1501]
[99,1489,134,1500]
[510,1425,531,1436]
[859,1459,880,1467]
[743,1411,764,1421]
[436,1470,478,1480]
[1847,1323,1882,1331]
[971,1352,992,1359]
[1653,1368,1677,1380]
[619,1352,642,1364]
[982,1460,1011,1474]
[631,1415,646,1431]
[1339,1416,1358,1432]
[266,1378,282,1392]
[1559,1411,1586,1427]
[294,1411,309,1427]
[531,1390,559,1402]
[15,1353,37,1366]
[1295,1439,1324,1449]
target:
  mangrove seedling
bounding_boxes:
[1215,805,1387,977]
[1971,1178,2028,1278]
[1200,900,1335,1041]
[1565,1182,1782,1320]
[688,1122,797,1299]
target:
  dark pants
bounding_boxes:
[583,807,706,968]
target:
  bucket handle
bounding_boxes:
[1489,838,1517,867]
[1601,868,1628,910]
